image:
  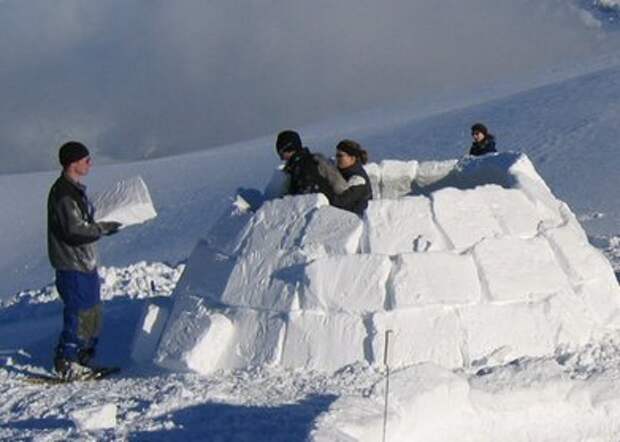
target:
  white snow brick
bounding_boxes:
[414,159,458,188]
[235,194,328,255]
[372,309,464,369]
[379,160,418,199]
[459,300,567,365]
[131,301,170,363]
[300,206,363,259]
[172,240,236,305]
[363,197,448,255]
[93,176,157,227]
[220,249,304,311]
[155,295,213,371]
[281,311,367,371]
[391,252,481,307]
[185,312,235,374]
[363,163,382,199]
[473,236,571,302]
[70,403,117,431]
[477,185,541,237]
[545,224,620,326]
[217,309,286,370]
[431,187,504,250]
[302,255,391,313]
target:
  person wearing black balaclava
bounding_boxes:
[275,130,345,198]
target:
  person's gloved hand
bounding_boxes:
[98,221,122,236]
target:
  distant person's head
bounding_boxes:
[336,139,368,170]
[471,123,489,143]
[59,141,91,178]
[276,130,302,161]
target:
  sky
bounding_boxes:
[0,0,618,174]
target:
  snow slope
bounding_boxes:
[1,57,620,441]
[3,61,620,300]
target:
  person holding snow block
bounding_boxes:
[469,122,497,157]
[47,141,122,380]
[275,130,347,199]
[330,139,373,217]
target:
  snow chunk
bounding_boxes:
[302,254,391,313]
[131,300,170,363]
[235,194,327,255]
[93,176,157,227]
[281,311,367,372]
[372,309,463,368]
[363,197,448,254]
[379,160,418,199]
[300,206,363,258]
[363,163,381,199]
[70,403,117,431]
[432,186,503,250]
[473,236,571,302]
[391,252,481,307]
[545,224,620,326]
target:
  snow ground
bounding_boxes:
[1,254,620,440]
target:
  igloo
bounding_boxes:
[132,152,620,374]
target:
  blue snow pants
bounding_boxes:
[55,270,102,362]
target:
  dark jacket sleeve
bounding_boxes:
[55,196,102,246]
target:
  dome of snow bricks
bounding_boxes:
[132,152,620,374]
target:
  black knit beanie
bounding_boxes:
[471,123,488,136]
[276,130,302,154]
[59,141,90,167]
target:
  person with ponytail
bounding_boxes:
[330,139,373,216]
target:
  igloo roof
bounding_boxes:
[137,152,620,374]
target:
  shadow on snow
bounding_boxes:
[128,394,338,442]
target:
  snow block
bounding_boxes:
[172,240,236,305]
[371,309,463,369]
[379,160,418,199]
[459,299,570,365]
[235,194,328,255]
[363,197,448,255]
[70,403,117,431]
[390,252,481,307]
[363,163,382,199]
[131,299,170,363]
[300,206,363,259]
[93,176,157,227]
[220,249,304,311]
[413,159,459,189]
[155,295,213,372]
[473,236,571,302]
[216,308,286,370]
[301,254,391,313]
[281,311,367,372]
[432,187,504,250]
[184,312,235,374]
[545,224,620,326]
[476,185,541,237]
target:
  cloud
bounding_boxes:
[0,0,615,173]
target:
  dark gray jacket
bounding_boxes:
[47,173,103,272]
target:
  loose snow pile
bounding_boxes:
[134,152,620,379]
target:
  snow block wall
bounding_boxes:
[139,152,620,374]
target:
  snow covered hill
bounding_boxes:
[2,57,620,440]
